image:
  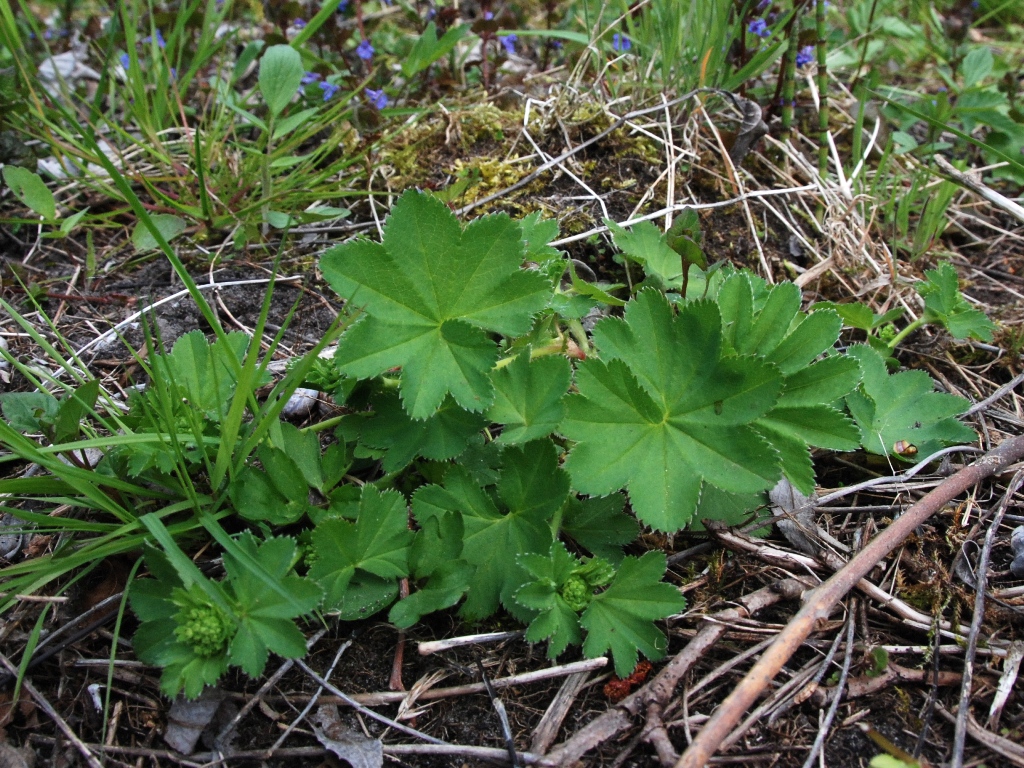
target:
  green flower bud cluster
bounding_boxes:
[560,557,615,612]
[560,575,591,612]
[174,602,235,658]
[878,323,898,343]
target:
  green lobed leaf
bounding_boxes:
[514,542,584,658]
[230,462,310,526]
[389,561,472,628]
[845,345,976,459]
[580,551,685,677]
[604,218,684,287]
[774,355,863,408]
[917,262,996,342]
[321,191,552,419]
[561,290,783,531]
[519,211,562,262]
[411,440,566,619]
[2,165,56,220]
[148,330,252,421]
[692,483,769,530]
[560,494,637,564]
[309,486,413,614]
[389,512,472,628]
[357,390,486,471]
[811,301,904,332]
[714,272,861,492]
[487,351,570,445]
[0,392,59,433]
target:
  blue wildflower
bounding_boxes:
[319,81,340,101]
[119,52,131,68]
[301,71,322,84]
[500,34,517,55]
[484,11,494,20]
[143,29,166,48]
[356,38,374,60]
[795,45,814,67]
[748,18,769,37]
[612,33,631,52]
[337,0,349,9]
[365,88,388,109]
[293,18,306,28]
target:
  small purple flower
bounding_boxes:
[756,0,771,10]
[292,18,306,28]
[169,67,177,80]
[143,29,166,48]
[483,11,494,20]
[301,71,322,84]
[365,87,388,109]
[500,34,517,55]
[356,38,374,60]
[319,81,340,101]
[612,33,631,52]
[795,45,814,67]
[337,0,350,9]
[43,29,53,40]
[119,52,131,68]
[748,18,769,37]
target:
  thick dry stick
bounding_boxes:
[544,579,805,766]
[675,434,1024,768]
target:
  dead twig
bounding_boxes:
[544,578,806,766]
[932,154,1024,224]
[531,670,591,755]
[810,662,962,706]
[799,608,855,768]
[952,468,1024,768]
[935,702,1024,767]
[675,434,1024,768]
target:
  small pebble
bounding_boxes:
[0,337,10,383]
[280,387,320,420]
[1011,526,1024,578]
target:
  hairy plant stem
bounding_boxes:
[886,317,927,350]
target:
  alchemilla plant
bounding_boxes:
[1,189,993,698]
